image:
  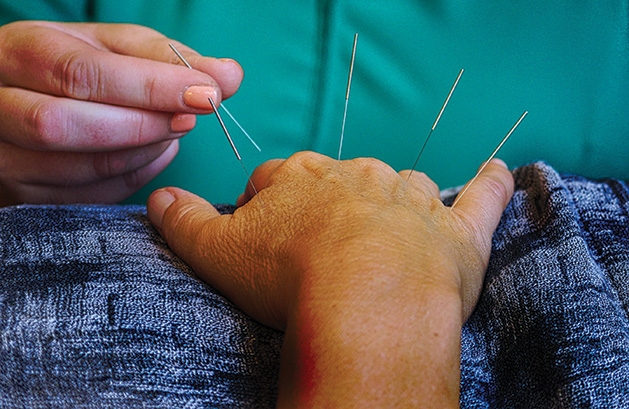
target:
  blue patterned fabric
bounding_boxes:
[0,162,628,407]
[0,204,282,408]
[461,163,629,408]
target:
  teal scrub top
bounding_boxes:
[1,1,628,204]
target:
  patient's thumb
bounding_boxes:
[147,187,221,256]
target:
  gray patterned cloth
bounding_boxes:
[0,203,282,408]
[0,161,628,408]
[460,163,629,408]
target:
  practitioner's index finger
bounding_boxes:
[54,48,223,113]
[93,24,244,99]
[0,23,228,113]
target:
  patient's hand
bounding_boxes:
[147,151,513,408]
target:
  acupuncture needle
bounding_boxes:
[207,96,259,196]
[168,43,261,152]
[168,44,259,196]
[451,110,528,208]
[407,68,464,181]
[337,33,358,160]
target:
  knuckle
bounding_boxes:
[350,157,394,179]
[54,51,102,100]
[288,150,322,166]
[281,151,327,176]
[26,99,68,149]
[143,76,160,110]
[410,170,438,187]
[351,156,379,167]
[411,170,429,180]
[92,152,116,180]
[166,40,193,65]
[123,169,142,191]
[353,156,387,170]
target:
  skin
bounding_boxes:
[0,21,243,206]
[0,20,513,405]
[147,152,514,408]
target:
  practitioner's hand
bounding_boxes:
[147,152,514,408]
[0,21,243,206]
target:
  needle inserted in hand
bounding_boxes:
[451,110,528,208]
[168,43,261,152]
[338,33,358,160]
[207,96,258,195]
[407,69,464,181]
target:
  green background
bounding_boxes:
[2,1,628,204]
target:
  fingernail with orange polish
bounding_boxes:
[170,113,197,133]
[183,86,219,110]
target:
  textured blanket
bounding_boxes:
[0,162,628,408]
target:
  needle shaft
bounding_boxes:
[407,68,464,181]
[169,43,260,151]
[338,33,359,160]
[208,96,258,195]
[451,110,528,208]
